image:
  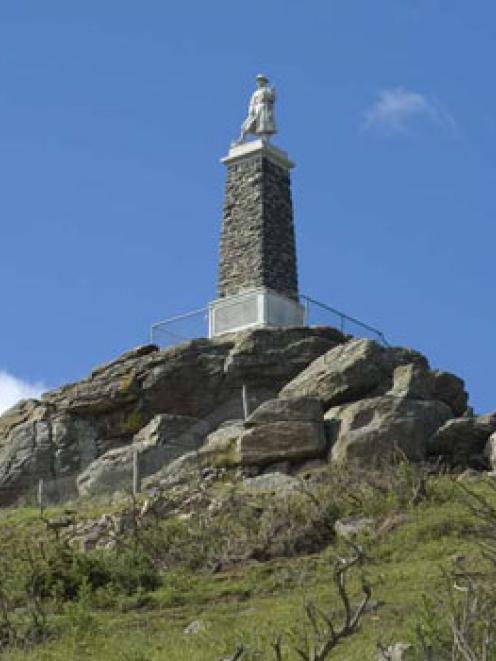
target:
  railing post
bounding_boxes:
[304,297,310,325]
[242,384,250,420]
[37,478,45,517]
[133,450,141,496]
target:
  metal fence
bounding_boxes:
[300,296,390,346]
[150,306,209,347]
[150,295,390,348]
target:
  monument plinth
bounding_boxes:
[209,76,304,337]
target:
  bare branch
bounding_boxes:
[301,543,371,661]
[221,645,245,661]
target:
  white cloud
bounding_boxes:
[0,371,46,415]
[364,87,455,133]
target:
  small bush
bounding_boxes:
[27,539,160,602]
[106,545,160,595]
[29,541,111,600]
[62,578,97,637]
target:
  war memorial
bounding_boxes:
[209,73,304,337]
[0,73,495,661]
[0,74,493,506]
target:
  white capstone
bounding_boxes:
[221,139,294,170]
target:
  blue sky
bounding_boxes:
[0,1,494,413]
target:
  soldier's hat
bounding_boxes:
[255,73,268,82]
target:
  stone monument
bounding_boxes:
[209,75,305,337]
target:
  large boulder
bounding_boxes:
[326,396,452,465]
[427,413,496,468]
[388,364,467,416]
[142,421,245,489]
[280,339,427,409]
[77,445,139,497]
[224,326,345,386]
[245,396,323,426]
[239,421,326,466]
[77,414,210,496]
[133,413,210,451]
[387,364,433,401]
[239,396,326,466]
[431,371,468,417]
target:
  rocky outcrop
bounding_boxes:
[0,326,343,504]
[326,396,452,464]
[0,324,484,503]
[427,413,496,468]
[77,414,210,497]
[146,397,328,484]
[0,398,42,450]
[280,339,428,409]
[0,417,55,502]
[278,338,468,466]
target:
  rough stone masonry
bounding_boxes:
[217,144,299,301]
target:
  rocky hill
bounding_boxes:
[2,326,496,660]
[1,325,494,506]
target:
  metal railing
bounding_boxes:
[150,295,390,348]
[300,296,390,347]
[150,306,209,346]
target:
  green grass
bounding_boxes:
[1,474,493,660]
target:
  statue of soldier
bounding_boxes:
[235,74,277,144]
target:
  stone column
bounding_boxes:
[209,139,304,337]
[217,139,298,299]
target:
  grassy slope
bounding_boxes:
[0,476,487,661]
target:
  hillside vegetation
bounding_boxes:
[1,462,495,660]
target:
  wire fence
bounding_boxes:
[149,295,389,349]
[0,458,155,510]
[0,474,80,510]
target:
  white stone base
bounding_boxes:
[208,288,305,337]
